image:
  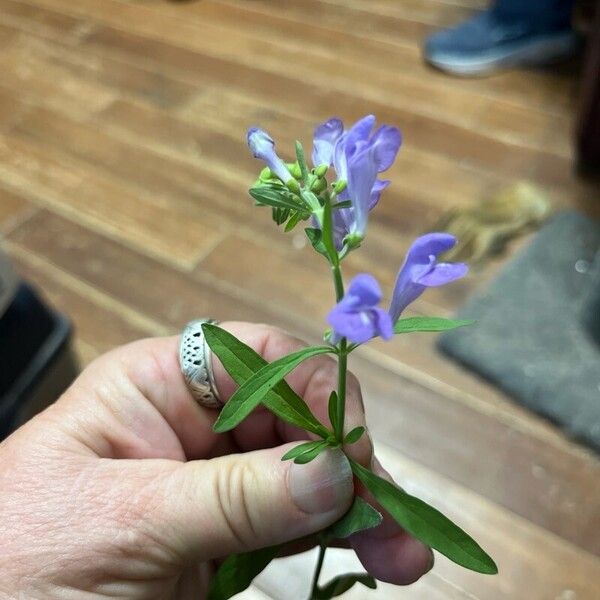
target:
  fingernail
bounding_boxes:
[289,448,353,514]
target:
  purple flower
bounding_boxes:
[312,118,343,167]
[388,233,468,322]
[247,127,292,184]
[312,115,401,243]
[328,274,393,344]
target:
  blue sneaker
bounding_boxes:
[423,10,579,76]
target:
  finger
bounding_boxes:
[351,457,434,585]
[43,336,218,461]
[139,445,354,561]
[212,322,372,463]
[48,322,372,463]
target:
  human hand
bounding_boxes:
[0,322,432,599]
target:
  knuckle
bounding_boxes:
[211,458,261,550]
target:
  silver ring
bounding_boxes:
[179,318,222,409]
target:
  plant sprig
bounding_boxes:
[205,120,496,600]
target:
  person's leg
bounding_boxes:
[492,0,574,31]
[423,0,578,76]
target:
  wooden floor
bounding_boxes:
[1,0,599,598]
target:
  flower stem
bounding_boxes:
[336,340,348,443]
[309,543,327,600]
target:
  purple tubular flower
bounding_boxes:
[312,118,343,167]
[388,233,469,322]
[312,115,402,242]
[328,274,394,344]
[247,127,292,184]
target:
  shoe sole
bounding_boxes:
[426,32,579,76]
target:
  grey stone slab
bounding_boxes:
[439,211,600,452]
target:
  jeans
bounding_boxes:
[492,0,575,30]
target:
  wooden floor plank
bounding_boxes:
[0,130,225,269]
[0,186,35,234]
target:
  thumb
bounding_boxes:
[150,444,353,561]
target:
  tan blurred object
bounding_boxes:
[432,182,551,263]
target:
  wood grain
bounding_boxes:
[2,1,599,598]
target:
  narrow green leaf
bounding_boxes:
[349,460,498,575]
[332,200,352,209]
[326,496,382,539]
[327,391,339,437]
[213,343,334,433]
[314,573,377,599]
[272,207,289,225]
[202,324,330,438]
[207,545,279,600]
[292,440,329,464]
[305,227,328,257]
[344,426,365,445]
[281,440,326,461]
[301,189,323,213]
[284,211,303,232]
[394,316,475,334]
[249,184,303,211]
[295,140,309,183]
[320,197,338,263]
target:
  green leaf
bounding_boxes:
[202,324,330,438]
[249,184,304,212]
[301,189,323,213]
[284,211,303,232]
[326,496,383,539]
[394,317,475,334]
[314,573,377,599]
[305,227,328,257]
[272,207,289,225]
[349,460,498,575]
[213,343,334,433]
[332,200,352,209]
[281,440,328,462]
[344,426,365,445]
[320,197,338,263]
[291,440,329,464]
[295,140,309,184]
[207,545,279,600]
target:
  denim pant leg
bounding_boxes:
[492,0,575,30]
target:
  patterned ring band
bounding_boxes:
[179,318,223,409]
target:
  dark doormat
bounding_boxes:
[439,211,600,453]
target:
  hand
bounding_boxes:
[0,322,433,599]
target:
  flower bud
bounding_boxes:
[333,180,347,194]
[314,164,328,178]
[288,162,302,180]
[311,178,327,193]
[344,232,363,249]
[286,178,301,194]
[259,167,273,181]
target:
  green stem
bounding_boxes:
[336,340,347,442]
[330,260,347,442]
[309,544,326,599]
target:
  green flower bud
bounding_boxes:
[344,232,363,250]
[287,162,302,180]
[314,164,328,178]
[311,178,327,193]
[286,178,301,194]
[259,167,273,181]
[333,180,347,194]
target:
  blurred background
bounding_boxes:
[0,0,599,598]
